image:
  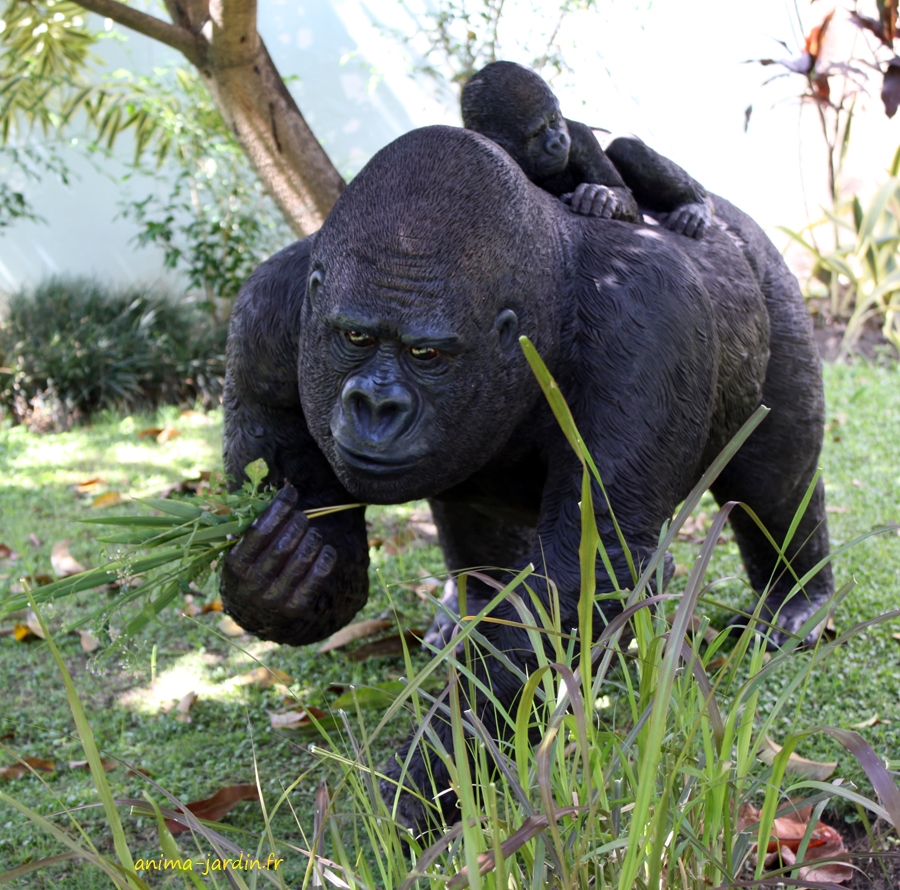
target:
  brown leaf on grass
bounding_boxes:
[126,767,152,777]
[137,427,164,438]
[74,477,103,493]
[174,692,198,723]
[165,784,259,835]
[156,425,180,444]
[179,409,213,423]
[181,602,202,617]
[758,735,837,780]
[738,802,853,883]
[200,599,222,614]
[347,629,426,662]
[235,667,293,689]
[68,759,116,772]
[13,623,37,642]
[50,540,87,578]
[318,618,393,653]
[79,631,101,653]
[91,492,123,509]
[217,616,245,637]
[0,544,13,560]
[850,714,891,728]
[0,757,56,780]
[269,706,327,730]
[383,528,417,556]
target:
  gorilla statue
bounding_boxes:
[220,125,832,830]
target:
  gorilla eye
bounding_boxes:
[345,330,375,348]
[409,345,438,361]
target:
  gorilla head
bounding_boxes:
[298,126,566,504]
[461,61,571,182]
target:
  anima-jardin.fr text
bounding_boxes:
[134,853,284,874]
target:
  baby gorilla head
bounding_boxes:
[461,61,570,181]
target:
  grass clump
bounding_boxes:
[0,276,227,430]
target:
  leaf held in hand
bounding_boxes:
[243,458,269,494]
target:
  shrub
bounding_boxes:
[0,276,226,429]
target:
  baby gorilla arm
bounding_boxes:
[558,120,642,222]
[605,136,713,239]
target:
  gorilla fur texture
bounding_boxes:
[221,125,832,831]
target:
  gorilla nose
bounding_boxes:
[547,133,569,156]
[339,376,416,450]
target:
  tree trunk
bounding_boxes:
[70,0,344,237]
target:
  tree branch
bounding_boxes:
[72,0,200,62]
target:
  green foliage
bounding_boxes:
[114,68,292,312]
[0,275,226,428]
[390,0,599,98]
[780,145,900,354]
[0,0,97,141]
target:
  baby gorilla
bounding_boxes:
[461,61,713,238]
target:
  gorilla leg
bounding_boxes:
[711,241,833,647]
[423,499,536,647]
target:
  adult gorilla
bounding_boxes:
[221,125,832,828]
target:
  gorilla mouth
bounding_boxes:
[335,442,426,476]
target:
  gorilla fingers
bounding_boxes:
[221,486,337,619]
[656,199,713,240]
[562,183,624,218]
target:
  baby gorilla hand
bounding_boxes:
[657,200,711,239]
[222,486,337,620]
[561,183,620,218]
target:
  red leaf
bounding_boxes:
[165,784,259,835]
[882,57,900,117]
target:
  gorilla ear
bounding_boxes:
[307,268,325,307]
[494,308,519,351]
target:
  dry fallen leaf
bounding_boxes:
[68,759,116,772]
[201,599,222,614]
[382,528,417,556]
[180,602,202,617]
[180,409,212,423]
[28,533,41,548]
[217,616,245,637]
[126,767,152,777]
[758,735,837,780]
[74,477,103,493]
[157,425,180,444]
[738,802,853,884]
[319,618,393,653]
[174,692,198,723]
[165,784,259,835]
[13,623,37,643]
[50,540,87,578]
[269,706,327,730]
[79,631,101,653]
[850,714,890,728]
[91,492,123,509]
[347,629,426,662]
[235,667,293,689]
[137,427,164,438]
[0,544,12,560]
[0,757,56,780]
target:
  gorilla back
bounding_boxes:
[221,125,832,827]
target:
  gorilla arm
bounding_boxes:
[605,136,714,239]
[220,238,370,647]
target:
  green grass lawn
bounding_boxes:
[0,362,898,887]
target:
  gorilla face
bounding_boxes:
[296,126,566,504]
[298,256,524,504]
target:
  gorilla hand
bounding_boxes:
[656,200,711,239]
[220,485,370,646]
[562,183,620,218]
